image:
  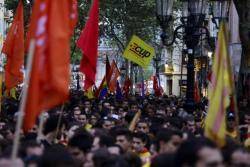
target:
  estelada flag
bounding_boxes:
[123,35,155,69]
[77,0,99,90]
[2,0,24,91]
[23,0,76,132]
[108,61,120,92]
[205,22,234,147]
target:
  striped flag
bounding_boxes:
[205,22,235,147]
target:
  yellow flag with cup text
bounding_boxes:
[123,35,155,69]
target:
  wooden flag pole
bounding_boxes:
[11,40,36,160]
[129,109,142,132]
[54,105,65,143]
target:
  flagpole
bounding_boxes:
[54,105,65,143]
[37,111,46,144]
[11,39,36,160]
[140,67,145,98]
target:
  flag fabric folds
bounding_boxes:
[77,0,99,90]
[194,80,201,103]
[85,87,94,99]
[123,35,155,69]
[94,56,110,97]
[99,81,108,100]
[69,0,78,32]
[153,76,162,97]
[108,61,120,93]
[116,81,123,100]
[2,0,24,91]
[23,0,76,132]
[205,22,234,147]
[123,77,131,98]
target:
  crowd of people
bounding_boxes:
[0,90,249,167]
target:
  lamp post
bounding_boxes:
[73,64,80,90]
[156,0,212,112]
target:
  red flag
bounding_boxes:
[123,77,131,98]
[108,61,120,92]
[194,81,201,103]
[153,76,161,97]
[77,0,99,90]
[23,0,75,132]
[69,0,78,32]
[2,0,24,91]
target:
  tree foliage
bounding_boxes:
[5,0,160,63]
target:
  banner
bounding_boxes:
[123,35,155,69]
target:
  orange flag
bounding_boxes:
[2,0,24,91]
[108,61,120,92]
[23,0,76,132]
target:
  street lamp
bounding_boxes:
[156,0,174,30]
[156,0,212,112]
[210,0,230,28]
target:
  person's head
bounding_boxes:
[43,115,66,138]
[130,103,138,113]
[132,132,148,153]
[68,130,93,165]
[123,152,142,167]
[136,120,149,133]
[151,153,175,167]
[0,122,6,130]
[103,101,111,110]
[73,107,81,120]
[84,100,91,111]
[67,125,79,139]
[91,148,128,167]
[146,105,155,117]
[107,144,123,155]
[185,115,196,133]
[175,137,223,167]
[92,134,114,151]
[230,148,250,167]
[102,118,114,131]
[244,111,250,125]
[115,128,132,152]
[156,128,183,154]
[90,113,100,126]
[226,112,236,131]
[77,112,88,126]
[21,140,43,159]
[39,145,75,167]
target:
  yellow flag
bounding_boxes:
[205,22,234,147]
[85,87,94,99]
[10,88,17,99]
[123,35,155,69]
